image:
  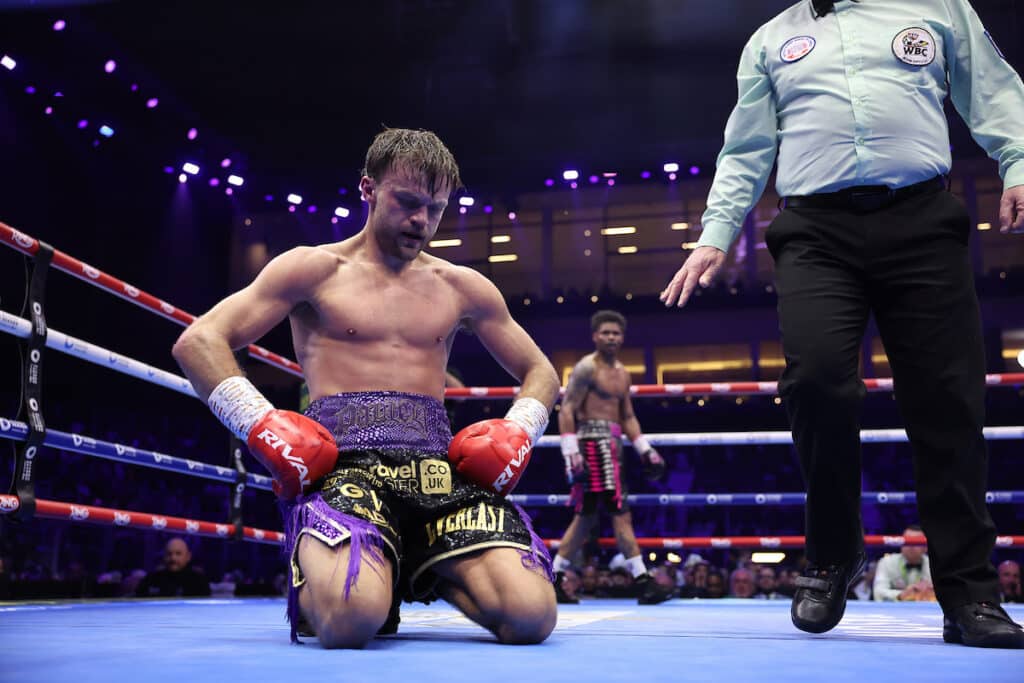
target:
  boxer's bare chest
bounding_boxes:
[297,262,463,350]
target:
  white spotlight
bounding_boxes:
[1,55,16,70]
[226,175,244,187]
[287,194,303,205]
[334,207,350,218]
[182,162,200,175]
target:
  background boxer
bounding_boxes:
[550,310,674,605]
[173,127,560,648]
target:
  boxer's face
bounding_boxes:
[592,322,624,355]
[361,167,450,262]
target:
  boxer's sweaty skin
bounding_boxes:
[174,169,556,407]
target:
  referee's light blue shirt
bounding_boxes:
[698,0,1024,252]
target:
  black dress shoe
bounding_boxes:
[636,573,676,605]
[791,552,866,634]
[943,602,1024,648]
[554,571,580,604]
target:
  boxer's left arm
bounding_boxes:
[620,378,665,481]
[458,268,559,411]
[446,267,559,494]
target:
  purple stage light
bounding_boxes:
[602,172,617,178]
[44,106,53,115]
[2,56,16,71]
[570,181,578,189]
[307,205,317,213]
[338,188,348,195]
[689,165,700,176]
[53,20,66,31]
[99,125,114,137]
[146,97,159,108]
[220,158,231,168]
[225,188,233,196]
[508,211,517,221]
[54,91,63,97]
[288,205,296,213]
[186,127,198,141]
[264,194,274,202]
[544,178,554,187]
[178,173,187,183]
[640,170,652,179]
[483,205,493,214]
[104,60,116,74]
[331,217,338,224]
[668,172,678,181]
[130,83,138,92]
[209,178,220,187]
[589,175,599,184]
[459,206,467,214]
[24,85,35,94]
[607,179,615,186]
[77,119,88,129]
[163,166,174,174]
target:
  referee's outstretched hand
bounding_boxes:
[660,246,727,308]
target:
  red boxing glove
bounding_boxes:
[448,419,533,495]
[247,410,338,500]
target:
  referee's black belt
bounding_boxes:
[781,175,947,212]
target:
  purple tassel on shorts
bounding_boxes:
[283,492,387,643]
[511,501,553,582]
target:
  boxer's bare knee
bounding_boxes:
[439,548,556,645]
[297,536,392,649]
[490,576,557,644]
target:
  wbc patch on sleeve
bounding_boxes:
[892,27,936,66]
[780,35,816,63]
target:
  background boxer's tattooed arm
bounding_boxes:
[558,357,594,435]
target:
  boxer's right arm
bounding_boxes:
[172,247,339,498]
[558,359,592,481]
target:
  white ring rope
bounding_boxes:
[0,309,196,397]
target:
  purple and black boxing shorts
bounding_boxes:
[281,391,551,641]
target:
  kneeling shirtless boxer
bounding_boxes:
[172,128,559,648]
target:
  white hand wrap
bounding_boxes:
[633,434,652,455]
[504,396,550,446]
[207,376,274,440]
[560,433,579,468]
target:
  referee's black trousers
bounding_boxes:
[767,187,1000,609]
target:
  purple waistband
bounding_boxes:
[304,391,452,453]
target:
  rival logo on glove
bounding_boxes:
[491,438,532,493]
[253,428,311,488]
